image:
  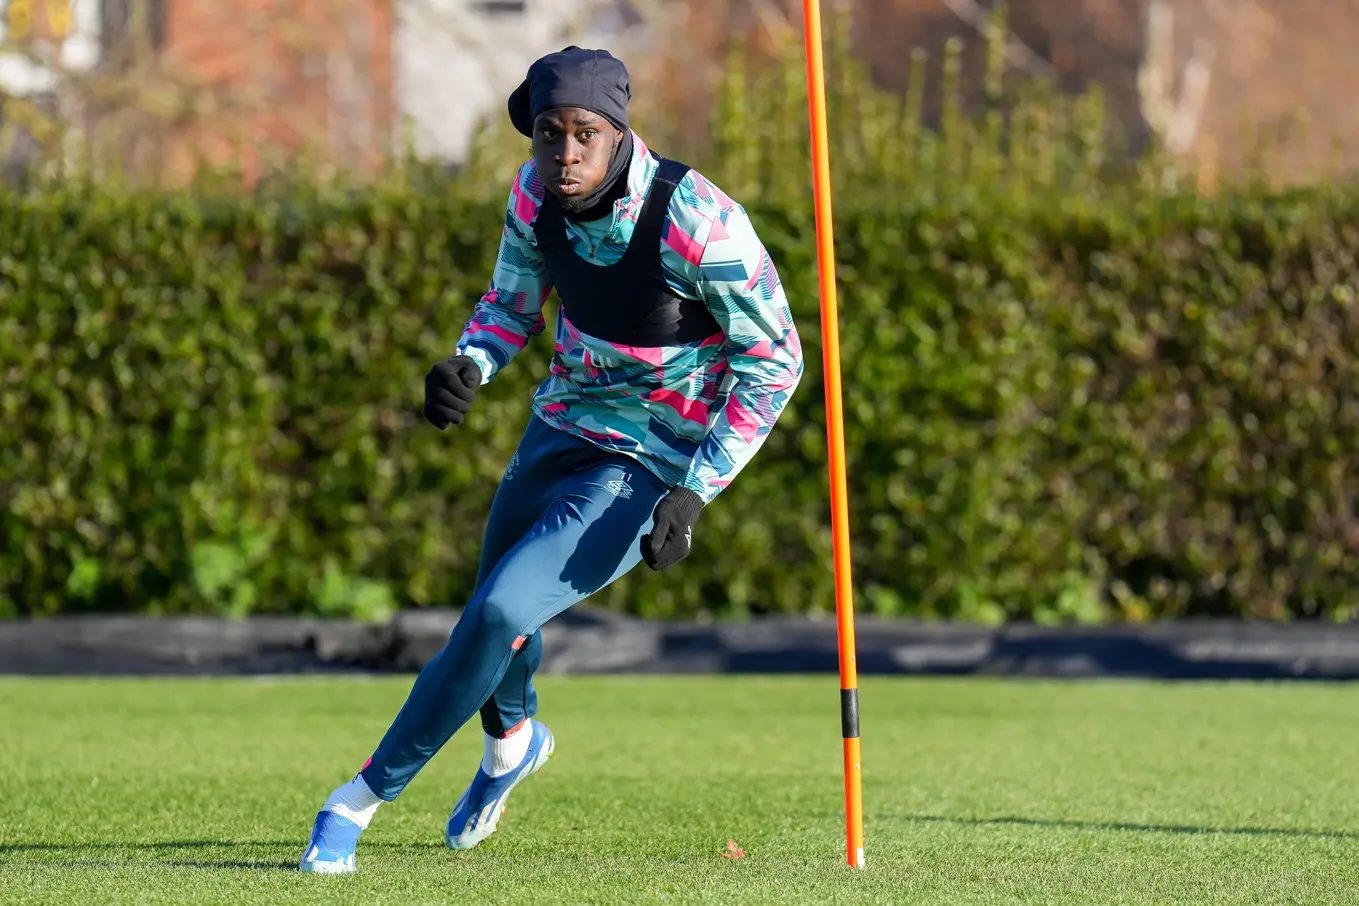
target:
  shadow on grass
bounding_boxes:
[165,860,297,870]
[0,840,427,852]
[0,839,435,871]
[901,814,1359,841]
[8,858,296,871]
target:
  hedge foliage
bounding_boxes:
[3,13,1357,622]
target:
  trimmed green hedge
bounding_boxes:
[3,176,1357,623]
[3,14,1357,623]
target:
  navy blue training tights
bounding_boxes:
[359,416,668,801]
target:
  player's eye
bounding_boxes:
[579,130,597,141]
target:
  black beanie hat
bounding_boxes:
[507,46,631,138]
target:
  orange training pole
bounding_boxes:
[801,0,864,871]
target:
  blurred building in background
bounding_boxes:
[394,0,650,163]
[0,0,651,184]
[2,0,1356,187]
[849,0,1359,187]
[650,0,1359,188]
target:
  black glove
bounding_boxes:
[423,355,482,429]
[641,488,704,571]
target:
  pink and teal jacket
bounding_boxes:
[454,133,804,504]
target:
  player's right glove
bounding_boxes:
[423,355,483,429]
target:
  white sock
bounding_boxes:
[323,774,383,829]
[482,721,532,778]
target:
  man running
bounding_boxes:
[300,45,804,874]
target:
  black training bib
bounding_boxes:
[534,156,721,348]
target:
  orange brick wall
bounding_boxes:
[158,0,394,185]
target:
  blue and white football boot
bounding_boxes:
[298,809,362,874]
[445,720,555,850]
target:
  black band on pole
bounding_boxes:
[840,688,860,739]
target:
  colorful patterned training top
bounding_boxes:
[453,133,804,504]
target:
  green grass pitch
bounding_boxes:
[2,675,1357,904]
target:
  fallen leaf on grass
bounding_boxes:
[722,838,745,860]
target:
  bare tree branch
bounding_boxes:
[936,0,1057,77]
[1137,0,1215,156]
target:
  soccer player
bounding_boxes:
[299,46,804,873]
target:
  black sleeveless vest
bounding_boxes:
[534,156,721,347]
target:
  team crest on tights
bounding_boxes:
[603,477,633,499]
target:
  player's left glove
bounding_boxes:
[641,488,704,571]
